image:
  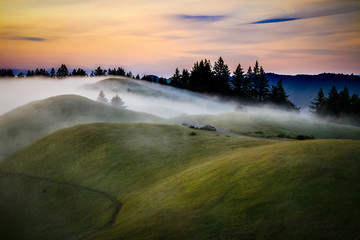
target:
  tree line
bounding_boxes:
[164,57,297,109]
[310,86,360,118]
[0,65,135,78]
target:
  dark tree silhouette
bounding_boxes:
[189,59,213,92]
[327,86,340,117]
[270,80,297,109]
[180,69,190,89]
[94,66,106,76]
[258,66,270,101]
[231,64,245,97]
[56,64,69,78]
[339,86,351,114]
[213,56,230,94]
[170,68,182,88]
[50,68,56,77]
[310,88,327,115]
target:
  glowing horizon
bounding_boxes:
[1,0,359,77]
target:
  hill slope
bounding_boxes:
[1,123,359,239]
[175,110,360,140]
[0,94,162,160]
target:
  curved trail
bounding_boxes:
[0,171,122,228]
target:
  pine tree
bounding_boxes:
[170,68,181,88]
[245,66,254,100]
[339,86,351,114]
[56,64,69,78]
[111,94,125,108]
[50,68,56,77]
[180,69,190,89]
[310,88,327,115]
[258,66,269,101]
[270,80,297,109]
[231,64,245,98]
[189,59,213,92]
[251,61,261,101]
[213,56,230,94]
[327,86,340,117]
[97,90,108,103]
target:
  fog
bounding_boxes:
[0,76,322,122]
[0,76,238,118]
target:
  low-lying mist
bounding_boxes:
[0,76,351,129]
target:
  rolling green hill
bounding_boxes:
[0,95,163,160]
[1,123,359,239]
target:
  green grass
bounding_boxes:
[175,111,360,140]
[0,94,163,160]
[1,123,359,239]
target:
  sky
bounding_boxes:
[0,0,359,77]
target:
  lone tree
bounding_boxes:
[97,90,108,103]
[111,95,126,108]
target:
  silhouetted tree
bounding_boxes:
[116,67,125,76]
[135,74,140,79]
[310,88,327,115]
[180,69,190,89]
[94,66,106,76]
[170,68,182,88]
[126,71,133,78]
[17,72,23,77]
[97,90,108,103]
[258,66,270,101]
[270,80,297,109]
[189,59,213,92]
[339,86,351,114]
[111,94,125,108]
[56,64,69,78]
[326,86,340,117]
[50,68,56,77]
[213,56,230,94]
[231,64,244,97]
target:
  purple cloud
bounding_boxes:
[12,36,46,42]
[176,15,227,22]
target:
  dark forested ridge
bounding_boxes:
[266,73,360,108]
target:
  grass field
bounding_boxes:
[1,123,359,239]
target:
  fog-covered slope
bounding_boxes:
[0,94,162,160]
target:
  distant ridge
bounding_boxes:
[266,73,360,108]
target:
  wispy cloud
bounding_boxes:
[11,36,46,42]
[251,2,360,24]
[176,14,227,22]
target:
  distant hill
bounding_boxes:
[0,94,163,160]
[266,73,360,108]
[1,123,359,239]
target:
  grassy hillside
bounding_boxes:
[175,111,360,140]
[1,123,359,239]
[0,94,162,160]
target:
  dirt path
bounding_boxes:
[0,171,122,228]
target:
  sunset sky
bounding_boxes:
[1,0,359,76]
